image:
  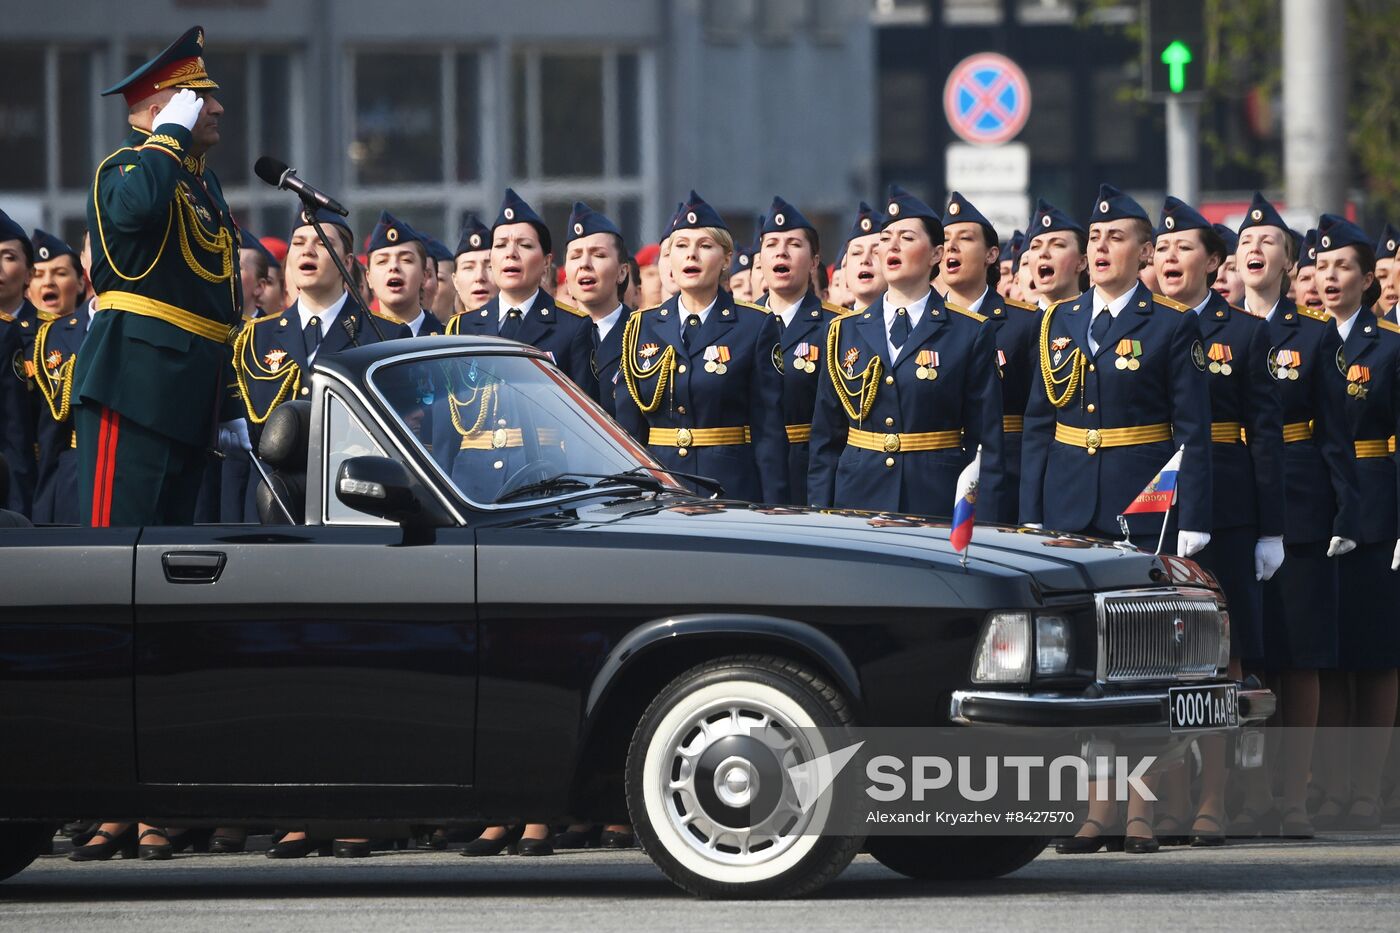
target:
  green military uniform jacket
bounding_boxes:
[74,122,241,448]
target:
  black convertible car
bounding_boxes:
[0,336,1272,898]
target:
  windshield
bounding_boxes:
[370,350,684,506]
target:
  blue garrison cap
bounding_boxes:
[882,184,940,232]
[1212,224,1239,256]
[1155,196,1210,238]
[423,236,453,265]
[455,214,490,257]
[290,205,352,242]
[101,25,218,105]
[1088,184,1149,225]
[30,229,78,265]
[845,201,882,244]
[367,210,423,255]
[566,201,624,248]
[671,190,728,234]
[761,196,814,235]
[1297,229,1318,269]
[942,191,995,237]
[1008,230,1027,274]
[493,188,552,254]
[237,229,278,269]
[1237,192,1288,234]
[1375,223,1399,261]
[1316,214,1373,258]
[0,209,33,264]
[1288,228,1305,261]
[729,248,754,278]
[1027,198,1083,239]
[661,202,684,241]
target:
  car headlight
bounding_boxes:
[1217,608,1231,672]
[972,611,1031,684]
[1035,615,1072,675]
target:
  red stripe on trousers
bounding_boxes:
[91,408,121,527]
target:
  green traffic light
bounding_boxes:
[1161,39,1193,94]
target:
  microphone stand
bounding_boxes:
[300,193,386,345]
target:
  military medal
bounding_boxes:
[996,348,1007,368]
[794,342,819,373]
[1346,363,1370,398]
[639,342,659,360]
[915,349,938,380]
[843,346,860,378]
[1274,349,1300,380]
[703,346,718,373]
[44,349,63,371]
[264,348,288,372]
[1207,342,1233,375]
[1114,339,1142,371]
[703,345,730,374]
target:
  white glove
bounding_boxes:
[218,418,252,455]
[1254,536,1285,581]
[1326,536,1357,558]
[1023,523,1043,530]
[1177,530,1211,558]
[153,88,204,132]
[1393,540,1400,572]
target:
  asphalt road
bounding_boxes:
[3,833,1398,932]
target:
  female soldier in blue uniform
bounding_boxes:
[756,196,847,503]
[940,192,1038,523]
[808,185,1003,518]
[1230,194,1359,839]
[614,191,789,504]
[0,210,39,515]
[1311,214,1400,833]
[25,231,91,524]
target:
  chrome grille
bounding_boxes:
[1096,587,1224,683]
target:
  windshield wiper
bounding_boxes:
[496,471,668,503]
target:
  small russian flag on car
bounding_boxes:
[1122,446,1183,515]
[950,446,981,553]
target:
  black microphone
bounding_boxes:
[254,156,349,217]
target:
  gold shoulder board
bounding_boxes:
[1377,317,1400,335]
[1296,304,1329,323]
[1003,297,1039,313]
[1153,293,1193,312]
[944,301,988,323]
[554,300,588,318]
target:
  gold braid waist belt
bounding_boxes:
[649,427,751,447]
[847,427,962,453]
[97,291,237,345]
[1054,422,1172,454]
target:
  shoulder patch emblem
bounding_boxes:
[1191,339,1207,371]
[772,342,784,373]
[1337,345,1347,375]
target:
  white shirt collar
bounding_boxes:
[1190,293,1213,316]
[767,291,805,327]
[881,290,932,359]
[297,291,349,336]
[594,303,625,342]
[1093,284,1137,319]
[1335,309,1362,342]
[964,286,989,314]
[678,293,718,325]
[498,289,540,324]
[406,310,427,335]
[1254,297,1283,321]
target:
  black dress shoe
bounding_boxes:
[169,828,213,854]
[598,829,636,849]
[138,828,174,861]
[266,836,333,859]
[1054,818,1123,854]
[333,840,373,859]
[554,826,600,850]
[1189,813,1226,847]
[1154,816,1190,847]
[1344,797,1382,831]
[62,820,94,840]
[209,829,247,854]
[1279,806,1315,839]
[460,825,524,858]
[68,827,137,862]
[1124,818,1159,854]
[416,827,450,850]
[515,835,554,857]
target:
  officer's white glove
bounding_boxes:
[1392,540,1400,572]
[1023,523,1043,530]
[218,418,252,455]
[1254,535,1285,581]
[1326,536,1357,558]
[1176,530,1211,558]
[153,88,204,132]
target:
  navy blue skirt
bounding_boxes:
[1338,541,1400,671]
[1193,525,1263,661]
[1261,541,1340,670]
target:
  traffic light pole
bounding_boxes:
[1283,0,1346,216]
[1165,96,1200,205]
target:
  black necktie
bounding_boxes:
[1090,308,1113,351]
[499,307,523,341]
[682,314,701,351]
[302,315,321,358]
[591,322,602,352]
[888,307,910,351]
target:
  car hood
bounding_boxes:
[561,498,1213,596]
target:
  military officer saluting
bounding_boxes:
[231,207,408,519]
[560,201,634,417]
[756,196,847,502]
[25,231,91,524]
[615,191,790,504]
[365,211,445,336]
[72,26,247,527]
[1020,184,1212,555]
[0,209,38,514]
[940,191,1039,523]
[808,185,1004,517]
[452,189,597,399]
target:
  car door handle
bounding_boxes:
[162,551,227,584]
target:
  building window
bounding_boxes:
[702,0,752,44]
[945,0,1003,26]
[540,54,604,177]
[351,52,443,186]
[756,0,808,43]
[1016,0,1075,25]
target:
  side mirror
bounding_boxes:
[335,456,449,527]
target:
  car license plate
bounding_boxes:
[1168,684,1238,732]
